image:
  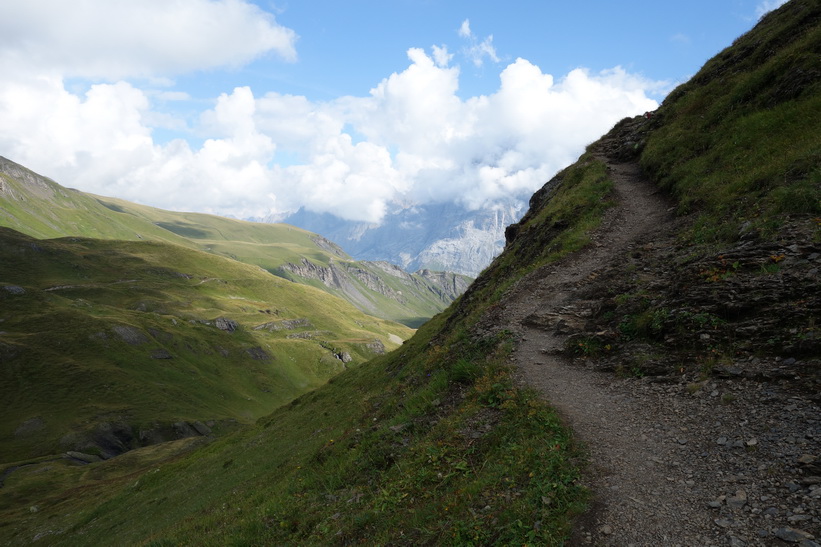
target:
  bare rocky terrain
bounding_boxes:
[496,140,821,545]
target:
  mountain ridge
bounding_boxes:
[0,157,471,326]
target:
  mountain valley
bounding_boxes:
[1,1,820,544]
[0,156,471,328]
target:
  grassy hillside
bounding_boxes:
[0,158,471,326]
[0,227,412,464]
[1,1,818,545]
[0,314,585,546]
[0,158,197,246]
[92,194,342,267]
[641,0,820,243]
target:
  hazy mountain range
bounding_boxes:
[278,200,524,277]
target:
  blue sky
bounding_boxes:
[247,1,756,99]
[0,0,789,223]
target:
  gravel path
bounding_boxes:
[500,158,821,546]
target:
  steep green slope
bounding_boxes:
[2,2,818,545]
[0,227,412,464]
[0,158,196,246]
[640,0,820,242]
[0,313,585,546]
[91,194,340,266]
[0,158,471,326]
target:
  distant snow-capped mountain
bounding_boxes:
[276,201,524,277]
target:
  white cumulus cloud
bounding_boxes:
[0,12,662,225]
[329,51,658,213]
[0,76,153,185]
[431,45,454,68]
[0,0,297,79]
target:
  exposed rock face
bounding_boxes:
[281,259,351,291]
[191,421,212,436]
[278,257,471,319]
[245,346,272,361]
[347,264,405,302]
[558,219,821,388]
[280,258,377,313]
[215,317,239,332]
[112,325,149,345]
[173,421,199,438]
[64,451,102,464]
[53,418,219,463]
[58,420,138,460]
[254,318,312,331]
[2,284,25,295]
[0,156,65,201]
[310,235,348,258]
[362,339,386,355]
[416,269,472,300]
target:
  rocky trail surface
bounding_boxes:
[499,154,821,545]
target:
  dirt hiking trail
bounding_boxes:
[499,155,821,546]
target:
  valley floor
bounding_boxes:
[499,155,821,545]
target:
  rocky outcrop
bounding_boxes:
[415,269,473,302]
[254,318,312,331]
[58,420,137,460]
[112,325,149,345]
[2,284,25,295]
[347,266,405,302]
[0,156,66,201]
[51,418,220,465]
[151,348,173,359]
[280,258,378,314]
[526,215,821,395]
[215,317,239,332]
[245,346,272,361]
[281,258,336,286]
[279,257,472,322]
[362,339,386,355]
[310,235,348,258]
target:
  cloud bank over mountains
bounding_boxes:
[0,1,662,224]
